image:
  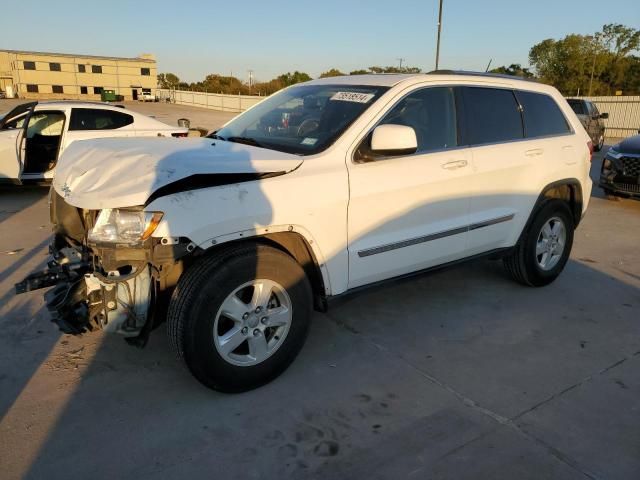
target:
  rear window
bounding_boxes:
[462,87,523,145]
[517,91,570,138]
[567,99,586,115]
[69,108,133,130]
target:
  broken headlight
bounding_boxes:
[88,209,163,244]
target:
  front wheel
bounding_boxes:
[503,200,574,287]
[167,244,312,392]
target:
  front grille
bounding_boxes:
[621,157,640,177]
[613,183,640,194]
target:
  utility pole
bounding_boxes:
[397,57,405,69]
[588,51,596,96]
[248,69,254,93]
[435,0,444,70]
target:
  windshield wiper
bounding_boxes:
[225,136,264,148]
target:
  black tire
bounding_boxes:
[503,200,574,287]
[594,133,604,152]
[167,243,312,392]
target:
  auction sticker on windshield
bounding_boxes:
[330,92,375,103]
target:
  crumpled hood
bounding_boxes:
[53,137,302,209]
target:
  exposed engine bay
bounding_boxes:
[15,190,195,345]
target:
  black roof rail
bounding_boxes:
[427,70,539,83]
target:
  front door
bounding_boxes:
[347,86,473,288]
[21,110,66,180]
[0,102,36,183]
[132,89,138,101]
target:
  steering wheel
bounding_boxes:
[297,118,320,137]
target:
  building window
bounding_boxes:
[80,86,88,94]
[52,85,64,94]
[91,65,102,74]
[49,62,61,72]
[141,67,150,76]
[23,61,36,70]
[93,86,103,94]
[78,64,86,73]
[26,84,39,93]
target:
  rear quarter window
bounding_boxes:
[517,91,571,138]
[69,108,134,130]
[462,87,523,145]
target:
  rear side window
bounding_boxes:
[568,100,586,115]
[517,91,570,138]
[462,87,523,145]
[69,108,134,130]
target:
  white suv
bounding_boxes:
[17,72,593,392]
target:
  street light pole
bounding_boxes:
[435,0,444,70]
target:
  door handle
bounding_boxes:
[441,160,468,170]
[525,148,544,157]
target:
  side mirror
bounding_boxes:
[599,112,609,119]
[370,124,417,156]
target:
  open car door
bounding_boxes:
[0,102,36,184]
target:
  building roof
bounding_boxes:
[0,49,156,63]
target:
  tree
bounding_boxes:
[350,69,370,75]
[319,68,345,78]
[529,24,640,95]
[277,71,312,87]
[489,64,534,78]
[157,72,180,89]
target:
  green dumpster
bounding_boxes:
[101,89,117,102]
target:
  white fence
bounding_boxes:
[156,88,263,113]
[157,89,640,139]
[573,96,640,139]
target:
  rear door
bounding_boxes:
[63,107,135,150]
[465,87,575,254]
[460,86,530,255]
[0,103,36,183]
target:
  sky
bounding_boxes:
[1,0,639,83]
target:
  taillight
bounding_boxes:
[586,140,594,161]
[172,132,188,138]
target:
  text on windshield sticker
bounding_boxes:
[330,92,375,103]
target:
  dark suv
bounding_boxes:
[600,134,640,198]
[567,99,608,151]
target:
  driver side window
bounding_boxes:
[356,87,458,161]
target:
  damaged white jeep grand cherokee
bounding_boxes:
[16,72,593,392]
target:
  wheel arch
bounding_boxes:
[525,179,584,234]
[198,229,330,311]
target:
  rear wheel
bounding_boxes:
[594,133,604,152]
[503,200,574,286]
[167,244,312,392]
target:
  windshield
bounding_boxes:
[212,84,388,155]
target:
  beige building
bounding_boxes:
[0,49,157,101]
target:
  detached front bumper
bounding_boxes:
[16,241,152,337]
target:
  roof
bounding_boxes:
[36,100,126,108]
[307,71,544,88]
[0,49,156,63]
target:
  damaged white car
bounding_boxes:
[0,101,187,184]
[16,72,592,392]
